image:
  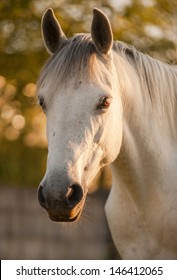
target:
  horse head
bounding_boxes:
[37,8,123,222]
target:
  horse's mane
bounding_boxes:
[113,41,177,133]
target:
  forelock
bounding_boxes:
[37,34,112,92]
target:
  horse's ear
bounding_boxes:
[41,8,67,54]
[91,8,113,55]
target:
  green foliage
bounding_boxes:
[0,0,177,187]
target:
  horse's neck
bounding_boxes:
[106,53,177,259]
[108,107,177,258]
[112,54,177,205]
[114,118,175,195]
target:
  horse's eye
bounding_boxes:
[38,96,46,111]
[97,97,110,110]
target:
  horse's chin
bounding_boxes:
[48,209,82,222]
[47,202,83,223]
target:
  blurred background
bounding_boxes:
[0,0,177,259]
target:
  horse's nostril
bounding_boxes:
[38,185,47,209]
[66,183,83,208]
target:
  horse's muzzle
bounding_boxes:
[38,183,84,222]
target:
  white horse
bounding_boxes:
[37,8,177,259]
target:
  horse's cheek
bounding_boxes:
[104,125,122,164]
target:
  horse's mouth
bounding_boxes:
[48,209,82,222]
[47,203,83,222]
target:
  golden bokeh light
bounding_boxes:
[12,114,25,130]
